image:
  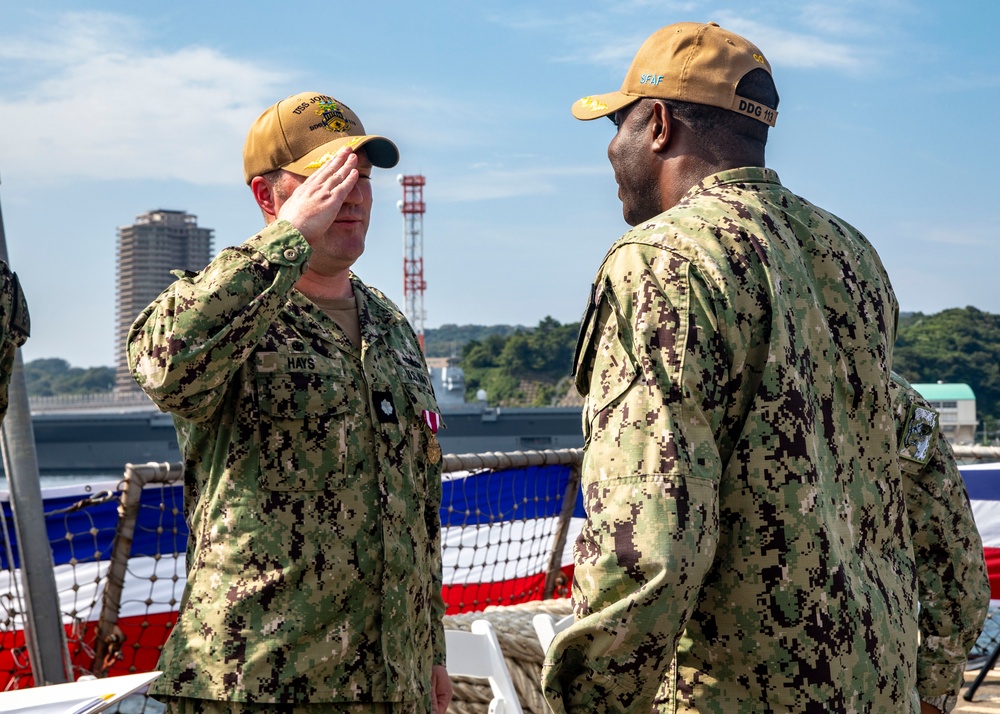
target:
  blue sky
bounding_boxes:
[1,1,997,368]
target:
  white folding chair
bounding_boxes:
[445,619,524,714]
[532,612,574,653]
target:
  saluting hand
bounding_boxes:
[273,146,360,245]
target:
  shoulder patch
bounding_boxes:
[899,403,938,465]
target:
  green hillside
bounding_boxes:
[893,307,1000,440]
[446,308,1000,442]
[21,307,1000,442]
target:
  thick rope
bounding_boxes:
[954,444,1000,459]
[442,449,583,474]
[444,599,573,714]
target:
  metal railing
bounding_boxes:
[90,449,584,678]
[28,392,154,412]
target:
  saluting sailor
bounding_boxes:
[129,91,451,714]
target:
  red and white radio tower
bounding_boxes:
[397,174,427,351]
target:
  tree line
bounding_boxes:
[893,307,1000,439]
[21,306,1000,439]
[23,358,115,396]
[447,307,1000,438]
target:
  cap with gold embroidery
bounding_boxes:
[242,92,399,184]
[572,22,778,127]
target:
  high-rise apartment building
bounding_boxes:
[114,210,213,392]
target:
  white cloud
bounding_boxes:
[490,4,884,75]
[899,221,995,249]
[799,0,919,36]
[713,15,868,72]
[433,164,606,203]
[345,87,488,154]
[0,12,288,185]
[796,2,883,37]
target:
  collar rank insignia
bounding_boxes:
[372,389,398,425]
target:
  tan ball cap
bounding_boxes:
[572,22,777,127]
[243,92,399,184]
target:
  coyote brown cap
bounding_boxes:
[243,92,399,184]
[572,22,777,127]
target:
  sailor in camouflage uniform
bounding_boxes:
[0,260,29,423]
[128,92,451,714]
[542,23,942,713]
[647,373,988,712]
[890,371,989,714]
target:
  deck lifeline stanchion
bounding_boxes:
[92,461,183,676]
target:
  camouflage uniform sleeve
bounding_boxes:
[543,244,723,713]
[427,452,446,666]
[415,341,447,667]
[127,220,310,421]
[892,373,990,702]
[0,261,29,424]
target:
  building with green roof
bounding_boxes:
[912,382,977,444]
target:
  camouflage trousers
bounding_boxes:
[159,697,425,714]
